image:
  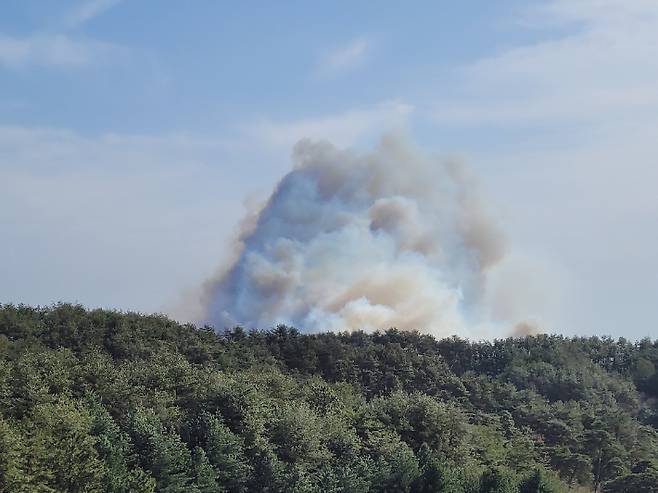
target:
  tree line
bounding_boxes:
[1,303,658,492]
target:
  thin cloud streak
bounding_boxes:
[245,101,414,151]
[0,34,115,68]
[64,0,123,29]
[0,0,122,69]
[317,37,371,76]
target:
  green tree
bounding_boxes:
[519,468,566,493]
[87,397,154,493]
[129,407,196,493]
[22,400,106,492]
[200,413,252,491]
[191,447,220,493]
[0,417,23,493]
[479,467,517,493]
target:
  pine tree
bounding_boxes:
[191,447,221,493]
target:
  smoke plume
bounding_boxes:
[202,135,511,337]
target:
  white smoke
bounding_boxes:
[202,135,514,337]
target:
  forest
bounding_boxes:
[1,303,658,492]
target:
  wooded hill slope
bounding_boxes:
[1,303,658,492]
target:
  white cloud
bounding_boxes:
[245,101,413,152]
[0,0,122,69]
[0,125,245,315]
[434,0,658,126]
[527,0,658,27]
[317,37,371,76]
[64,0,122,29]
[0,34,115,68]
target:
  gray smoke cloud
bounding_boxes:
[201,135,512,337]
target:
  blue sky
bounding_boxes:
[0,1,531,134]
[2,0,658,338]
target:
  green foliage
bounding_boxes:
[479,467,517,493]
[190,447,220,493]
[129,407,196,492]
[3,303,658,492]
[0,417,23,493]
[86,397,155,493]
[17,399,106,492]
[518,468,566,493]
[199,413,251,491]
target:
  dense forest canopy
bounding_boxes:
[1,304,658,492]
